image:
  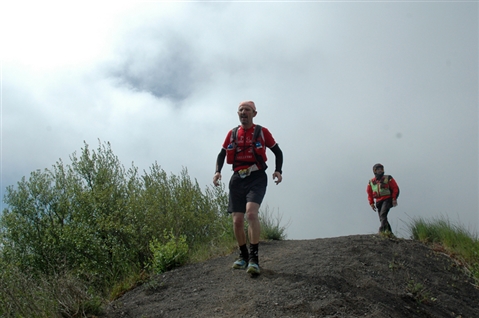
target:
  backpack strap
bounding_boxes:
[231,125,267,170]
[230,126,239,144]
[252,125,266,169]
[252,125,262,141]
[231,125,262,143]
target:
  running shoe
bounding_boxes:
[246,262,260,275]
[232,258,247,269]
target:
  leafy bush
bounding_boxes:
[0,140,231,316]
[150,230,189,274]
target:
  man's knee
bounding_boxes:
[232,214,245,228]
[245,210,259,223]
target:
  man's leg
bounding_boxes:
[246,202,261,245]
[378,199,392,233]
[232,212,246,246]
[245,202,261,274]
[231,212,249,269]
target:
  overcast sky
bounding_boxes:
[1,1,478,239]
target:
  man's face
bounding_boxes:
[374,167,384,174]
[237,105,256,125]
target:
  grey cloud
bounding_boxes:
[107,32,197,101]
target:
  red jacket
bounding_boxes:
[222,125,277,172]
[366,175,399,205]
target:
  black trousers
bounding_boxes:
[376,198,393,233]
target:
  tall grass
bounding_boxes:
[260,206,291,241]
[0,263,98,318]
[409,216,479,284]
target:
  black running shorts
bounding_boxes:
[228,170,267,213]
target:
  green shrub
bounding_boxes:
[0,140,231,316]
[150,230,189,274]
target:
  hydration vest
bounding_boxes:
[369,175,400,198]
[226,125,267,169]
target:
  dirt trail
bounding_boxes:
[103,234,479,317]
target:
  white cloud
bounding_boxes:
[1,2,477,239]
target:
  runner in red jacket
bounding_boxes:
[366,163,399,234]
[213,101,283,275]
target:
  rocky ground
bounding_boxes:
[102,234,478,317]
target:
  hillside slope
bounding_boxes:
[104,235,478,317]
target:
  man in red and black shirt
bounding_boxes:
[213,101,283,275]
[366,163,399,234]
